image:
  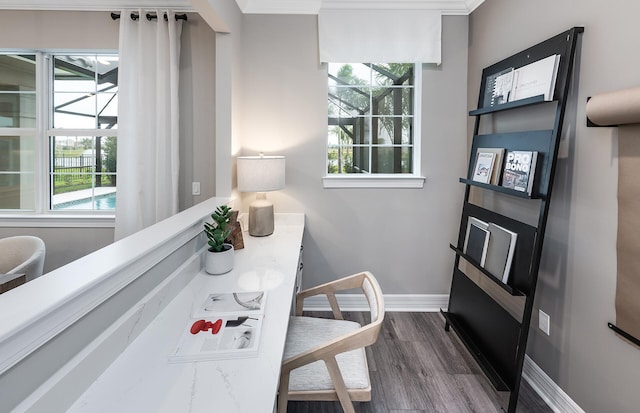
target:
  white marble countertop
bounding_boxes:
[0,197,231,377]
[66,214,304,413]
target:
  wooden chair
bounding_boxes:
[278,271,385,413]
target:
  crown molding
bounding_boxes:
[0,0,484,15]
[463,0,485,13]
[0,0,194,12]
[239,0,485,15]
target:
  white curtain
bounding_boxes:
[318,9,441,64]
[114,9,183,241]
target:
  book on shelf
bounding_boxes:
[169,291,266,363]
[483,67,515,107]
[472,151,495,184]
[492,68,515,105]
[475,147,505,185]
[463,217,490,266]
[509,54,560,102]
[501,150,538,195]
[484,223,518,283]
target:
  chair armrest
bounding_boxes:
[295,272,368,318]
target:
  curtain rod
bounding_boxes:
[110,12,188,22]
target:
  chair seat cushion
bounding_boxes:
[283,316,370,392]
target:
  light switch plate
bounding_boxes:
[539,309,550,335]
[192,182,200,196]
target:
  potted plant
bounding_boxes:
[203,204,234,275]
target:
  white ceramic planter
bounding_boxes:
[205,243,234,275]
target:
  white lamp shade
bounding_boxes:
[237,156,285,192]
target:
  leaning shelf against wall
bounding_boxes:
[441,27,584,413]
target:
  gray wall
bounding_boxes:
[4,4,635,410]
[179,12,217,210]
[236,14,469,294]
[0,227,113,272]
[0,10,118,48]
[0,10,218,273]
[469,1,640,412]
[0,9,469,297]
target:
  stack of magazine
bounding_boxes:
[169,291,266,362]
[484,54,560,107]
[463,217,518,284]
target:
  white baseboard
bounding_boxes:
[302,293,449,313]
[303,293,583,413]
[523,355,584,413]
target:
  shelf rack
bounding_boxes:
[442,27,583,412]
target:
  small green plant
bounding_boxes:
[203,205,233,252]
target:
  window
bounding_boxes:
[50,54,118,211]
[0,52,118,214]
[325,63,424,188]
[0,54,37,210]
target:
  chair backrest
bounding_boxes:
[0,236,46,281]
[361,271,385,324]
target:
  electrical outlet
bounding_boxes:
[539,309,550,335]
[192,182,201,196]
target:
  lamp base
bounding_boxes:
[249,194,274,237]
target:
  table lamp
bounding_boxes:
[237,154,285,236]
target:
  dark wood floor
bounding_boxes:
[286,312,552,413]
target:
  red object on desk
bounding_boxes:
[190,319,222,335]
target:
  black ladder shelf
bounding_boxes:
[442,27,583,413]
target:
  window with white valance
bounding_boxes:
[317,9,442,64]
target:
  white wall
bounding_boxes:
[469,1,640,412]
[237,14,469,294]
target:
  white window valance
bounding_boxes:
[318,9,441,64]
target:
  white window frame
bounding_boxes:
[323,62,425,189]
[0,50,117,227]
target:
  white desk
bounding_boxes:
[66,214,304,413]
